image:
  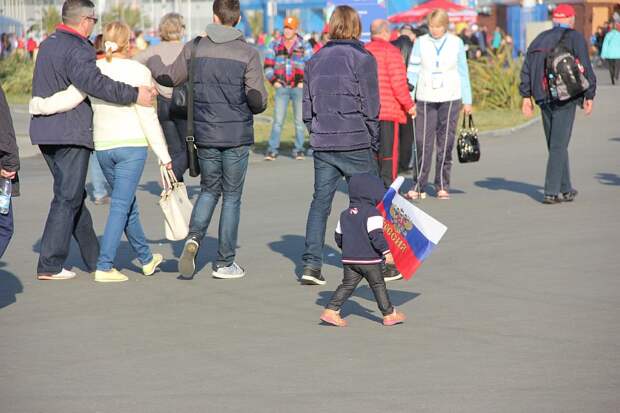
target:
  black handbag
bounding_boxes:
[457,113,480,163]
[185,37,202,177]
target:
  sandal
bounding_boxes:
[437,190,450,200]
[405,191,427,200]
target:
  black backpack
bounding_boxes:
[545,29,589,101]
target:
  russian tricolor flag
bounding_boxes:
[377,177,448,280]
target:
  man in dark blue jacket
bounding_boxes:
[519,4,596,205]
[31,0,156,280]
[146,0,268,280]
[0,84,19,259]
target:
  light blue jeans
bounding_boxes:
[89,152,108,200]
[96,147,152,271]
[188,145,250,269]
[268,87,305,155]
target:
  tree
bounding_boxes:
[103,5,150,31]
[42,6,61,35]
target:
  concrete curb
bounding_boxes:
[478,117,541,138]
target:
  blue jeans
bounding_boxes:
[96,147,152,271]
[540,100,577,195]
[189,145,250,268]
[268,87,305,154]
[89,152,108,199]
[302,148,378,270]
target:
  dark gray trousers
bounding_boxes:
[540,100,577,196]
[413,100,461,192]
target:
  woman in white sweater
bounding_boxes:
[406,9,473,200]
[30,22,172,283]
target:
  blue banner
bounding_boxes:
[327,0,388,42]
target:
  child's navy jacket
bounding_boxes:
[335,173,390,264]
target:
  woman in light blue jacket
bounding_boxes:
[601,20,620,85]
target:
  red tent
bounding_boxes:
[388,0,478,24]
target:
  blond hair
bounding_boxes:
[428,9,449,28]
[103,21,132,62]
[329,5,362,40]
[159,13,185,41]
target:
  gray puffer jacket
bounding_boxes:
[147,24,268,149]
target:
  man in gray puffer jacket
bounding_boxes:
[146,0,268,279]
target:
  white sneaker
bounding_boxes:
[212,262,245,279]
[37,268,77,281]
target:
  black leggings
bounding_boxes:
[327,263,394,316]
[607,59,620,85]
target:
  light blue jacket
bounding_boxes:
[601,29,620,59]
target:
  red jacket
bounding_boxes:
[365,37,414,124]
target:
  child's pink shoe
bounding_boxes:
[320,309,347,327]
[383,309,406,326]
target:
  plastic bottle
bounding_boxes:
[0,178,11,215]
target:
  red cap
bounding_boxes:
[552,4,575,19]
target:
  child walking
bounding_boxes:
[320,173,406,327]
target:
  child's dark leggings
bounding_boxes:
[327,263,394,316]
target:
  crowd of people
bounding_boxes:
[0,0,602,326]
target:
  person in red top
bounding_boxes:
[365,19,416,188]
[26,36,37,59]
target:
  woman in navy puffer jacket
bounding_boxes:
[300,5,381,286]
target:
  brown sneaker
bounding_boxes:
[320,309,347,327]
[383,309,406,326]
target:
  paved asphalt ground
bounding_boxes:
[1,76,619,412]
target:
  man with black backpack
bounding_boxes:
[519,4,596,205]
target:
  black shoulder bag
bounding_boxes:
[457,113,480,163]
[185,37,202,177]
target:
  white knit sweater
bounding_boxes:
[29,58,171,164]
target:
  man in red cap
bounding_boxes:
[519,3,596,205]
[264,16,313,161]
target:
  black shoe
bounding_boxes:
[383,264,403,282]
[542,194,561,204]
[300,267,326,285]
[561,189,578,202]
[294,151,305,160]
[179,237,200,277]
[264,151,277,161]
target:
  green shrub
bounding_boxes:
[469,51,523,111]
[0,54,34,96]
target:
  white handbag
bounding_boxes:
[159,167,193,241]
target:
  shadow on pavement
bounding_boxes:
[268,234,342,280]
[595,172,620,186]
[138,180,202,200]
[315,287,419,323]
[609,137,620,143]
[32,235,218,277]
[0,263,23,310]
[475,177,543,201]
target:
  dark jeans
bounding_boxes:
[157,95,188,181]
[0,200,13,258]
[302,148,377,270]
[38,145,99,274]
[399,115,414,172]
[413,100,461,191]
[540,100,577,195]
[327,263,394,316]
[188,145,250,268]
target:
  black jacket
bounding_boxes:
[30,26,138,148]
[0,84,20,196]
[148,24,268,149]
[335,173,390,264]
[520,26,596,105]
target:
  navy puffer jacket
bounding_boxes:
[303,40,380,152]
[30,26,138,148]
